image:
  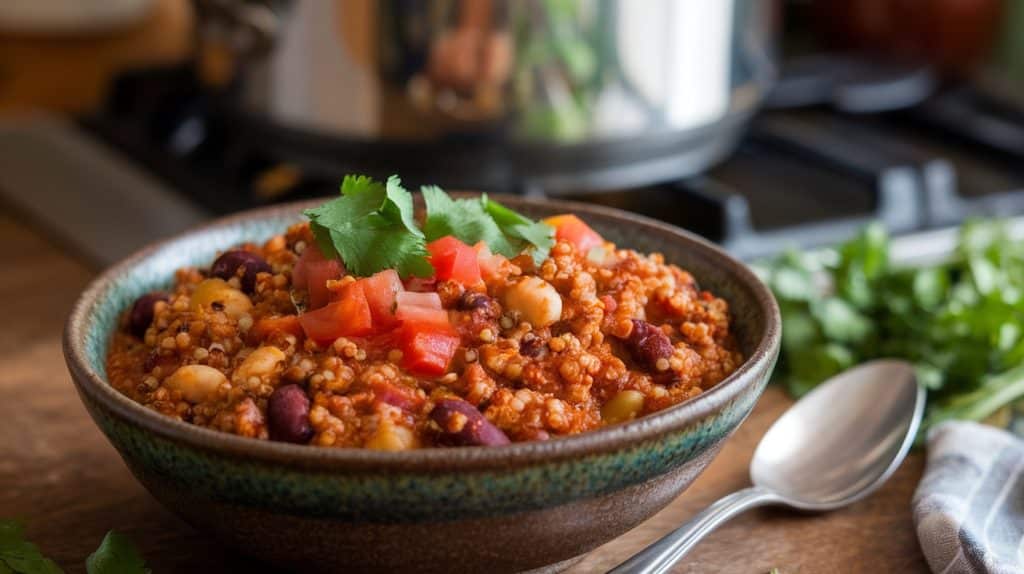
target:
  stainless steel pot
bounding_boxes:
[197,0,777,193]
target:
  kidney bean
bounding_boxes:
[519,336,545,358]
[430,398,510,447]
[267,384,314,444]
[620,319,674,372]
[129,292,169,338]
[457,291,500,321]
[457,291,489,310]
[211,250,272,293]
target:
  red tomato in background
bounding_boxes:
[544,214,604,255]
[427,236,482,286]
[813,0,1002,74]
[293,245,345,310]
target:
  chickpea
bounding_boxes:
[233,345,286,384]
[503,277,562,328]
[601,390,645,425]
[165,364,227,404]
[366,420,418,451]
[190,278,252,319]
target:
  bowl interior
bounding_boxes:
[81,199,767,379]
[70,195,778,467]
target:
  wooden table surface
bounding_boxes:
[0,211,930,573]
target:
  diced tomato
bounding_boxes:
[396,291,442,309]
[544,214,604,255]
[403,276,437,292]
[474,242,507,280]
[427,236,482,286]
[293,245,345,310]
[249,315,304,344]
[297,282,373,344]
[395,291,448,328]
[397,321,460,376]
[396,305,449,329]
[360,269,403,329]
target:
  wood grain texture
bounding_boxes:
[0,212,928,573]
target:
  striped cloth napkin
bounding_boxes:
[914,421,1024,574]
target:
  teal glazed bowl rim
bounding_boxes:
[64,195,781,473]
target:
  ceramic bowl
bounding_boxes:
[64,196,780,573]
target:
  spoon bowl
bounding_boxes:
[612,359,925,574]
[752,359,924,509]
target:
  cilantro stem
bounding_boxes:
[923,364,1024,430]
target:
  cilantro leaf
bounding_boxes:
[384,176,424,237]
[810,298,873,344]
[85,532,149,574]
[305,175,556,278]
[0,519,63,574]
[421,186,518,257]
[305,175,434,278]
[481,195,555,265]
[421,187,554,265]
[766,219,1024,440]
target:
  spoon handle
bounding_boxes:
[608,486,779,574]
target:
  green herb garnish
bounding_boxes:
[422,187,554,266]
[305,175,434,279]
[0,520,149,574]
[761,220,1024,439]
[481,195,556,266]
[85,532,150,574]
[306,175,554,276]
[0,520,62,574]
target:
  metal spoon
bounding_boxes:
[610,359,925,574]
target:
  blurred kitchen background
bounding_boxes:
[1,0,1022,265]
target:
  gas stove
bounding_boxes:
[3,63,1024,265]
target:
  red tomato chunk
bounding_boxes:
[398,321,460,376]
[298,282,373,343]
[545,214,604,255]
[361,269,403,329]
[428,236,482,286]
[293,245,344,310]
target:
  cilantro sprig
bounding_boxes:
[0,520,148,574]
[305,175,434,279]
[0,520,61,574]
[306,175,555,277]
[85,532,150,574]
[761,220,1024,440]
[422,187,554,266]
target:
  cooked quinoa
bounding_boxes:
[106,220,743,449]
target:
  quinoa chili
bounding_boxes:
[105,183,743,450]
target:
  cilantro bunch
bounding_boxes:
[0,520,148,574]
[761,221,1024,437]
[305,175,554,278]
